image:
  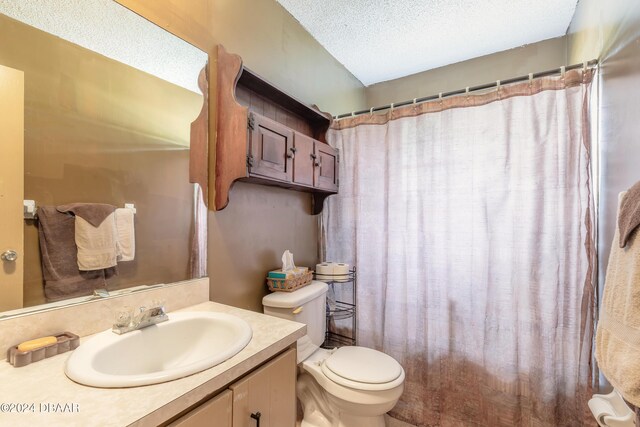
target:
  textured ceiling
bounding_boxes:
[0,0,207,93]
[276,0,578,86]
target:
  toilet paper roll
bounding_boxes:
[315,262,351,282]
[315,263,334,281]
[332,263,350,282]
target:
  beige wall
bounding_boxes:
[208,182,318,312]
[364,37,568,109]
[567,0,639,63]
[117,0,362,311]
[567,0,640,313]
[117,0,366,115]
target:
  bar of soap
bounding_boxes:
[17,336,57,352]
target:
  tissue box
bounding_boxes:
[266,269,313,292]
[267,267,309,279]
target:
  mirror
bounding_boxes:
[0,0,208,316]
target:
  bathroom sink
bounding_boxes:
[65,312,252,388]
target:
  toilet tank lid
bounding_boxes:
[262,281,328,308]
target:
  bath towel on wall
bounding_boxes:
[596,185,640,407]
[618,181,640,248]
[37,206,116,300]
[57,203,118,271]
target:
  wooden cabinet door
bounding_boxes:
[169,390,232,427]
[230,348,296,427]
[248,113,293,182]
[314,143,338,192]
[292,132,315,187]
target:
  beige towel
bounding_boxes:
[619,180,640,248]
[115,208,135,262]
[74,213,118,271]
[596,191,640,406]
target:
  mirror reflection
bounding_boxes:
[0,1,208,314]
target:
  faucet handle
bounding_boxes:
[151,299,166,312]
[114,306,133,327]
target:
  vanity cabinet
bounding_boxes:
[169,348,296,427]
[230,347,296,427]
[170,390,232,427]
[213,45,338,214]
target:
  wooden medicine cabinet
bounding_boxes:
[211,45,338,215]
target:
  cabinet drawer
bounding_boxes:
[248,113,293,182]
[169,389,232,427]
[230,348,296,427]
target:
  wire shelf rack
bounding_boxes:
[315,267,357,348]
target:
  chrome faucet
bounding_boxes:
[112,303,168,334]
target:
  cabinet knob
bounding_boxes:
[250,411,261,426]
[286,147,296,159]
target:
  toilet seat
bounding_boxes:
[314,346,405,391]
[323,346,403,384]
[301,347,405,407]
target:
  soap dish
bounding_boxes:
[7,332,80,368]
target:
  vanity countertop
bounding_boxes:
[0,301,306,427]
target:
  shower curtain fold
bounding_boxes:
[323,71,595,426]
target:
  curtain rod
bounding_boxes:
[334,59,599,120]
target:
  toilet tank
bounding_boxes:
[262,281,328,362]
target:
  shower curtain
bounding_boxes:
[322,70,595,426]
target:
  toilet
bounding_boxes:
[262,281,405,427]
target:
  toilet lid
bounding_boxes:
[323,346,403,385]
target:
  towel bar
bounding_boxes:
[23,201,136,220]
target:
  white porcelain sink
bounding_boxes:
[65,312,252,388]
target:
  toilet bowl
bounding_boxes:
[299,347,405,427]
[263,281,405,427]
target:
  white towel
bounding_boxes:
[596,192,640,406]
[115,208,135,262]
[75,213,118,271]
